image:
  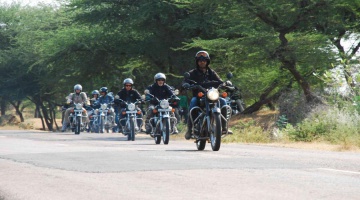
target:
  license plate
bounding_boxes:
[158,109,171,112]
[126,111,137,114]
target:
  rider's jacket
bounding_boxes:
[94,94,114,108]
[116,88,142,108]
[146,83,175,105]
[182,66,223,97]
[68,92,88,106]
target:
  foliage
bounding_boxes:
[281,104,360,148]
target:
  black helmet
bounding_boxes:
[195,50,210,66]
[123,78,134,85]
[100,87,108,93]
[92,90,100,95]
[154,73,166,82]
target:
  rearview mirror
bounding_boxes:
[184,72,190,79]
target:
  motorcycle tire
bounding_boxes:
[75,116,81,135]
[128,117,135,141]
[236,99,245,113]
[162,118,170,145]
[210,113,222,151]
[196,140,206,150]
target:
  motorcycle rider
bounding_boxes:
[90,90,100,107]
[144,73,179,134]
[93,87,117,127]
[115,78,144,133]
[61,84,89,132]
[182,50,233,140]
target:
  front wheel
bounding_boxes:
[210,113,222,151]
[128,117,135,141]
[100,116,105,133]
[162,118,170,145]
[75,116,81,135]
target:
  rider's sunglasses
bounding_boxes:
[125,85,132,87]
[157,79,165,82]
[197,55,208,62]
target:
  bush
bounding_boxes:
[280,104,360,148]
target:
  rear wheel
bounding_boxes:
[210,113,222,151]
[162,118,170,145]
[196,140,206,150]
[154,122,161,144]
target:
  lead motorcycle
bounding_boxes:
[145,90,178,145]
[183,72,232,151]
[68,103,88,135]
[115,97,144,141]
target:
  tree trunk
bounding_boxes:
[9,100,24,122]
[1,98,6,116]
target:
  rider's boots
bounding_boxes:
[185,119,192,140]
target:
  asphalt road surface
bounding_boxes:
[0,130,359,200]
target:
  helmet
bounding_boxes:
[154,73,166,82]
[100,87,108,93]
[74,84,82,92]
[92,90,100,95]
[195,50,210,66]
[123,78,134,85]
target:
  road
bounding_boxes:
[0,130,359,200]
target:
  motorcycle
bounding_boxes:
[68,103,88,135]
[91,103,115,133]
[182,72,232,151]
[115,98,143,141]
[220,74,245,115]
[145,90,178,145]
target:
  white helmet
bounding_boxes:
[123,78,134,85]
[74,84,82,92]
[154,73,166,82]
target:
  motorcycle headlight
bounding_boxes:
[127,103,136,111]
[160,100,169,109]
[75,104,83,110]
[207,88,219,101]
[101,104,107,110]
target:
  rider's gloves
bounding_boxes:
[225,80,232,86]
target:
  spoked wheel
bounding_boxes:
[209,113,222,151]
[75,116,81,135]
[196,140,206,150]
[162,118,170,145]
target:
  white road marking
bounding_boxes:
[318,168,360,175]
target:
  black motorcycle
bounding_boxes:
[115,98,143,141]
[183,72,232,151]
